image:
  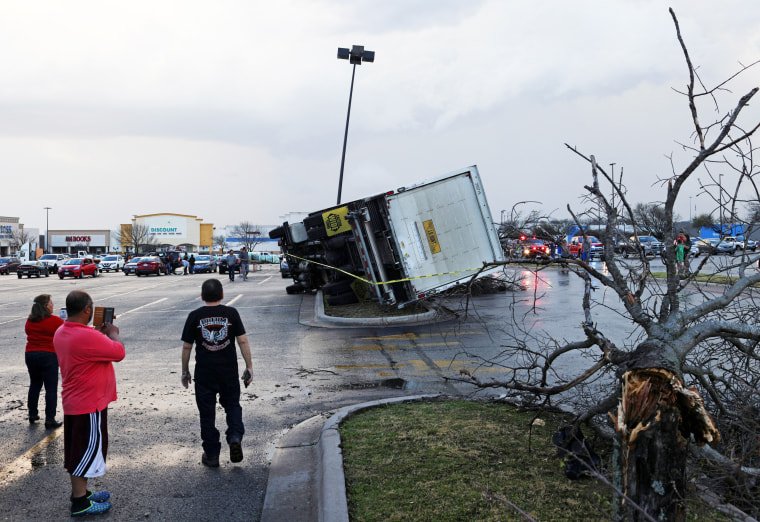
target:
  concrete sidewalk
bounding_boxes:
[261,292,443,522]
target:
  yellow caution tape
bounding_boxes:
[285,254,485,286]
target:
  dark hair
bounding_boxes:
[28,294,52,323]
[201,279,223,302]
[66,290,92,316]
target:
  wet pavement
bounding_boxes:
[0,257,753,520]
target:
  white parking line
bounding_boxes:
[117,297,169,316]
[227,294,242,306]
[258,275,273,285]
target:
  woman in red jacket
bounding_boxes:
[25,294,64,429]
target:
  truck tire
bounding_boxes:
[285,284,304,295]
[269,226,286,239]
[322,280,352,296]
[326,290,358,306]
[306,225,328,241]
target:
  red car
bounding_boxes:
[58,258,99,279]
[136,256,167,276]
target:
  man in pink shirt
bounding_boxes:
[54,290,125,517]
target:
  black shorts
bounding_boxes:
[64,409,108,478]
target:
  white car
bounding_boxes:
[38,253,68,273]
[99,255,125,272]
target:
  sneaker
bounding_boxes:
[45,420,63,429]
[71,500,111,517]
[229,441,243,463]
[201,452,219,467]
[87,491,111,503]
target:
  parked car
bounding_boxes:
[694,237,736,256]
[734,236,757,251]
[615,239,637,257]
[59,258,99,279]
[521,239,551,259]
[280,256,291,278]
[38,253,68,273]
[123,257,144,275]
[0,256,22,275]
[99,255,124,272]
[135,256,166,276]
[17,261,50,278]
[629,236,663,256]
[192,255,218,273]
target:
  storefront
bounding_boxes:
[120,213,213,253]
[49,230,112,255]
[0,216,33,256]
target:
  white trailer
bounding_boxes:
[270,166,504,307]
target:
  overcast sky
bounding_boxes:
[2,0,759,233]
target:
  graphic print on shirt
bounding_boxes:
[200,317,230,351]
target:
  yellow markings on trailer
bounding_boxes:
[423,219,441,254]
[323,206,352,236]
[342,344,399,352]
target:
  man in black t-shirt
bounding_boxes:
[180,279,253,467]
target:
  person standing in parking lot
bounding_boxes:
[180,278,253,467]
[226,250,237,282]
[54,290,125,517]
[24,294,64,429]
[188,254,195,275]
[239,247,250,281]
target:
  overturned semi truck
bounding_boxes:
[269,166,505,307]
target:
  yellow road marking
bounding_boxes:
[361,332,478,341]
[0,427,63,487]
[335,364,407,370]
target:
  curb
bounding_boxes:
[318,395,440,522]
[314,291,443,327]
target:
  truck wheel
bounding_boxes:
[326,290,358,306]
[323,280,352,296]
[285,284,303,295]
[269,226,286,239]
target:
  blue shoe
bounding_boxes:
[71,499,111,517]
[87,491,111,503]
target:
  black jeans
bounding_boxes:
[194,366,244,457]
[25,351,59,421]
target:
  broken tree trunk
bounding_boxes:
[612,341,720,521]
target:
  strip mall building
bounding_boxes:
[120,213,214,253]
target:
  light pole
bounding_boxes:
[719,174,724,234]
[689,196,692,222]
[336,44,375,205]
[44,207,51,254]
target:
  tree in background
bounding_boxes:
[213,234,227,253]
[113,223,156,254]
[458,9,760,520]
[691,213,714,230]
[632,202,679,239]
[231,221,264,252]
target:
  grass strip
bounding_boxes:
[340,400,731,521]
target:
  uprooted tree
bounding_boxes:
[456,9,760,521]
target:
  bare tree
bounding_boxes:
[10,228,34,250]
[231,221,264,251]
[633,202,679,239]
[691,213,714,230]
[213,234,227,253]
[455,9,760,520]
[113,223,157,254]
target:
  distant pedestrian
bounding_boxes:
[54,290,125,517]
[226,250,237,282]
[24,294,64,429]
[675,236,685,275]
[680,231,691,275]
[182,253,190,275]
[189,254,195,274]
[239,247,250,281]
[181,279,253,467]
